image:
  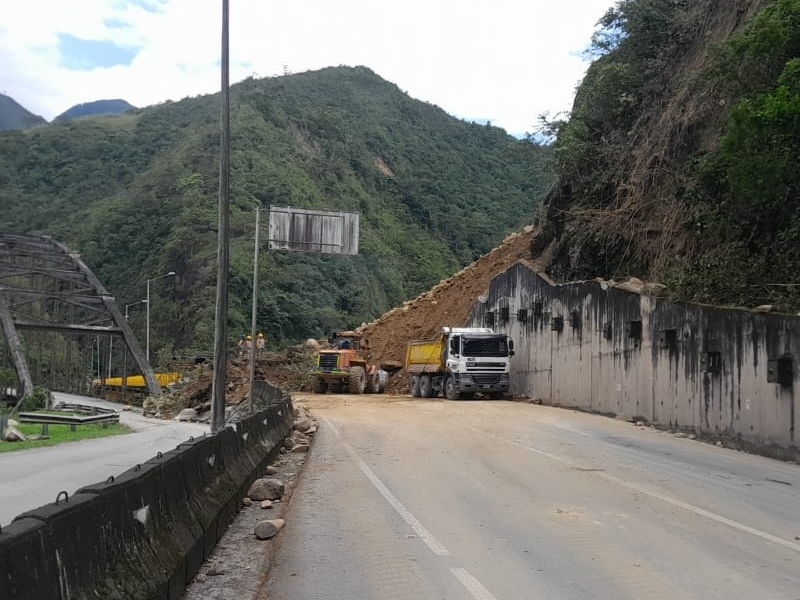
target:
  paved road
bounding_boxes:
[0,392,207,526]
[262,394,800,600]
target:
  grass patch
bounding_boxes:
[0,421,131,453]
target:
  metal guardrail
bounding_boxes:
[17,411,120,426]
[51,402,117,415]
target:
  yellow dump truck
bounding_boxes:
[405,327,514,400]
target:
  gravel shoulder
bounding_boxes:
[182,403,316,600]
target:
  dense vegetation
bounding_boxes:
[0,66,553,359]
[0,93,46,130]
[537,0,800,312]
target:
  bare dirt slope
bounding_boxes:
[360,226,543,393]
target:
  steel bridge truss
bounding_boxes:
[0,233,162,402]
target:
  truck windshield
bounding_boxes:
[462,337,508,357]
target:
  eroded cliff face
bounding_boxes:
[534,0,768,285]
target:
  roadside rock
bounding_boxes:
[246,478,285,501]
[254,518,285,540]
[2,426,27,442]
[294,416,314,432]
[176,408,198,422]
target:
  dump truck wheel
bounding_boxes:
[445,376,460,400]
[419,375,435,398]
[348,366,366,394]
[365,372,378,393]
[410,375,420,397]
[312,378,327,394]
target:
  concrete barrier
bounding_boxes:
[0,390,293,599]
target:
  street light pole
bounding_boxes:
[146,271,175,364]
[123,299,147,401]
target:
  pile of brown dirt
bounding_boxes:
[360,226,543,394]
[158,346,317,416]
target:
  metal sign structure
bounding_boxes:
[246,206,360,413]
[268,206,359,255]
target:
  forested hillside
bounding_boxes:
[533,0,800,312]
[0,66,552,360]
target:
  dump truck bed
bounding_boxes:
[405,338,446,373]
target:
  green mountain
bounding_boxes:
[0,66,553,359]
[0,94,46,131]
[534,0,800,312]
[54,99,136,123]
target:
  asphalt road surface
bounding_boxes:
[262,393,800,600]
[0,392,207,526]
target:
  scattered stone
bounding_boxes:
[294,417,314,432]
[265,465,278,475]
[291,444,310,453]
[674,432,689,438]
[715,441,723,446]
[254,518,285,540]
[242,497,252,507]
[2,426,27,442]
[176,408,198,422]
[206,567,225,577]
[635,421,645,427]
[260,500,273,509]
[291,431,309,444]
[246,478,284,501]
[753,304,774,313]
[7,418,19,428]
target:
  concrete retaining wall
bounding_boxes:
[0,386,293,600]
[469,262,799,462]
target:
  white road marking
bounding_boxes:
[499,434,800,554]
[451,567,501,600]
[324,417,450,556]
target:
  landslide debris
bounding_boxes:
[152,226,546,409]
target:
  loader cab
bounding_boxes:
[331,331,362,351]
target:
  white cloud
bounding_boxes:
[0,0,613,134]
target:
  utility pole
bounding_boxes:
[248,207,260,414]
[211,0,231,432]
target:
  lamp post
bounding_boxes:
[123,299,147,401]
[146,271,176,363]
[125,299,147,322]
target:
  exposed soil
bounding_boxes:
[359,226,544,393]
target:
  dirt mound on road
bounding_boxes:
[360,227,543,394]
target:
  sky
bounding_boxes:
[0,0,615,137]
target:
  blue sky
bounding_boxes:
[0,0,615,135]
[58,34,139,70]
